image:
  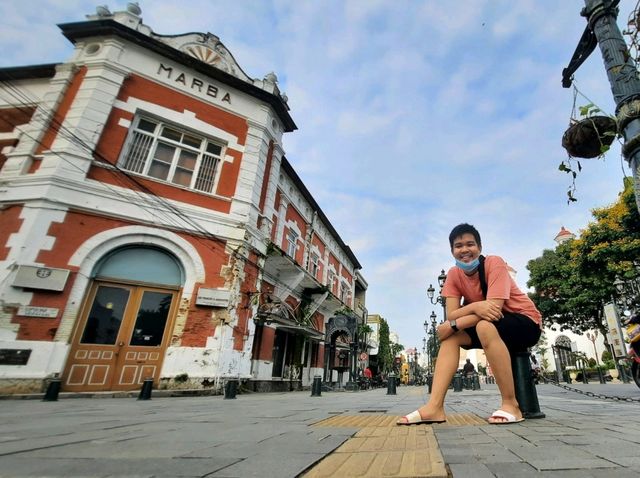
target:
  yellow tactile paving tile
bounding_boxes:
[302,426,446,477]
[313,413,485,428]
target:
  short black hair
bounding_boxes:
[449,223,482,249]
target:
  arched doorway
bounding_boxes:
[552,335,575,378]
[323,315,357,387]
[62,246,183,392]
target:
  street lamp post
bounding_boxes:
[429,311,439,372]
[422,331,428,372]
[427,270,448,321]
[586,331,606,383]
[563,0,640,212]
[613,274,639,382]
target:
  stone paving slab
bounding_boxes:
[0,456,240,477]
[1,383,640,477]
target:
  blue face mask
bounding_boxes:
[456,257,480,272]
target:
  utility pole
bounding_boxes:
[563,0,640,212]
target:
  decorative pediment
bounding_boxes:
[153,32,251,82]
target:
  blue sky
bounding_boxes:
[1,1,636,349]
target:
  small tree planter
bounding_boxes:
[562,115,617,158]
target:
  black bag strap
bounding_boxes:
[478,255,488,299]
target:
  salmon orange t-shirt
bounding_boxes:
[441,255,542,326]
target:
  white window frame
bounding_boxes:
[286,229,298,258]
[339,282,349,303]
[119,115,225,194]
[309,252,319,279]
[327,270,335,292]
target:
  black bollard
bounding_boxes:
[311,375,322,397]
[511,351,545,419]
[427,374,433,394]
[452,373,463,392]
[43,377,61,402]
[472,372,481,391]
[224,379,237,399]
[138,377,153,400]
[386,373,396,395]
[620,364,630,384]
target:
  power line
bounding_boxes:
[0,76,334,304]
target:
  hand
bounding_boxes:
[437,322,454,341]
[474,301,503,322]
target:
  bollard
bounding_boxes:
[311,375,322,397]
[427,374,433,394]
[452,373,463,392]
[224,379,238,399]
[386,373,397,395]
[620,363,630,384]
[564,370,572,384]
[472,372,481,391]
[43,377,61,402]
[138,377,153,400]
[511,351,545,419]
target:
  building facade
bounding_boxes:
[0,5,365,394]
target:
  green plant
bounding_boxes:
[560,101,618,203]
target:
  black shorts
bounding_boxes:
[461,312,541,352]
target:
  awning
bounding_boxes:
[276,324,325,341]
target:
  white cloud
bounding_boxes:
[1,0,636,347]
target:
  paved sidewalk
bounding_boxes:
[0,382,639,477]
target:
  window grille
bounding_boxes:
[120,117,223,194]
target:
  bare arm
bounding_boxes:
[437,296,505,341]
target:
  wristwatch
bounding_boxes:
[449,319,459,332]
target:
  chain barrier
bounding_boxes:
[541,377,640,403]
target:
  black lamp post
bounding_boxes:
[613,273,640,382]
[563,0,640,212]
[615,275,640,313]
[422,336,428,371]
[427,269,448,321]
[428,311,439,372]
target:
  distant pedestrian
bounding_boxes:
[397,223,542,425]
[463,358,475,376]
[363,367,372,378]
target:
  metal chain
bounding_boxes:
[542,378,640,402]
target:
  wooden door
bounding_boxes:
[63,281,178,392]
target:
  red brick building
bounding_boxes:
[0,5,366,394]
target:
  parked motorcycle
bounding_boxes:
[624,314,640,389]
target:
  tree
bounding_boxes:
[527,241,603,333]
[527,178,640,334]
[357,323,373,353]
[532,331,550,371]
[378,319,392,373]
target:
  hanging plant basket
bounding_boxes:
[561,115,617,159]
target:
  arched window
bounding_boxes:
[93,246,184,286]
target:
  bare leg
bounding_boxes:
[475,320,521,423]
[397,332,471,423]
